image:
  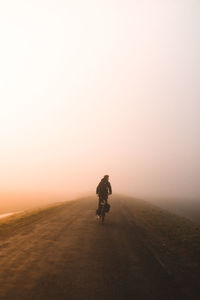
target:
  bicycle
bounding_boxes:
[99,199,106,224]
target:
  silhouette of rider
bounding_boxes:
[96,175,112,214]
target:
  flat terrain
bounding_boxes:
[0,196,199,300]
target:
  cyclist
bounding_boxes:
[96,175,112,216]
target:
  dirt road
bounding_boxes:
[0,196,197,299]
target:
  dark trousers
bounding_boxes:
[97,195,108,215]
[98,194,108,206]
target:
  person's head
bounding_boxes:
[104,175,109,181]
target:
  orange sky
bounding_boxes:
[0,0,200,203]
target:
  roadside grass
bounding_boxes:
[0,201,69,239]
[123,196,200,260]
[0,196,93,240]
[0,196,91,239]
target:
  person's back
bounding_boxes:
[96,175,112,216]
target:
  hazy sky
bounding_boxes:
[0,0,199,200]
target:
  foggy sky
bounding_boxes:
[0,0,200,201]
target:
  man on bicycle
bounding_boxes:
[96,175,112,215]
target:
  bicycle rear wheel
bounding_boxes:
[101,207,105,224]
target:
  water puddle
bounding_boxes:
[0,212,17,219]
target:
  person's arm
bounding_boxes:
[108,182,112,195]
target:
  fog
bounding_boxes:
[0,0,200,212]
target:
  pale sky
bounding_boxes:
[0,0,199,201]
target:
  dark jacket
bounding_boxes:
[96,178,112,196]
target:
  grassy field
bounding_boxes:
[0,201,69,239]
[122,196,200,263]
